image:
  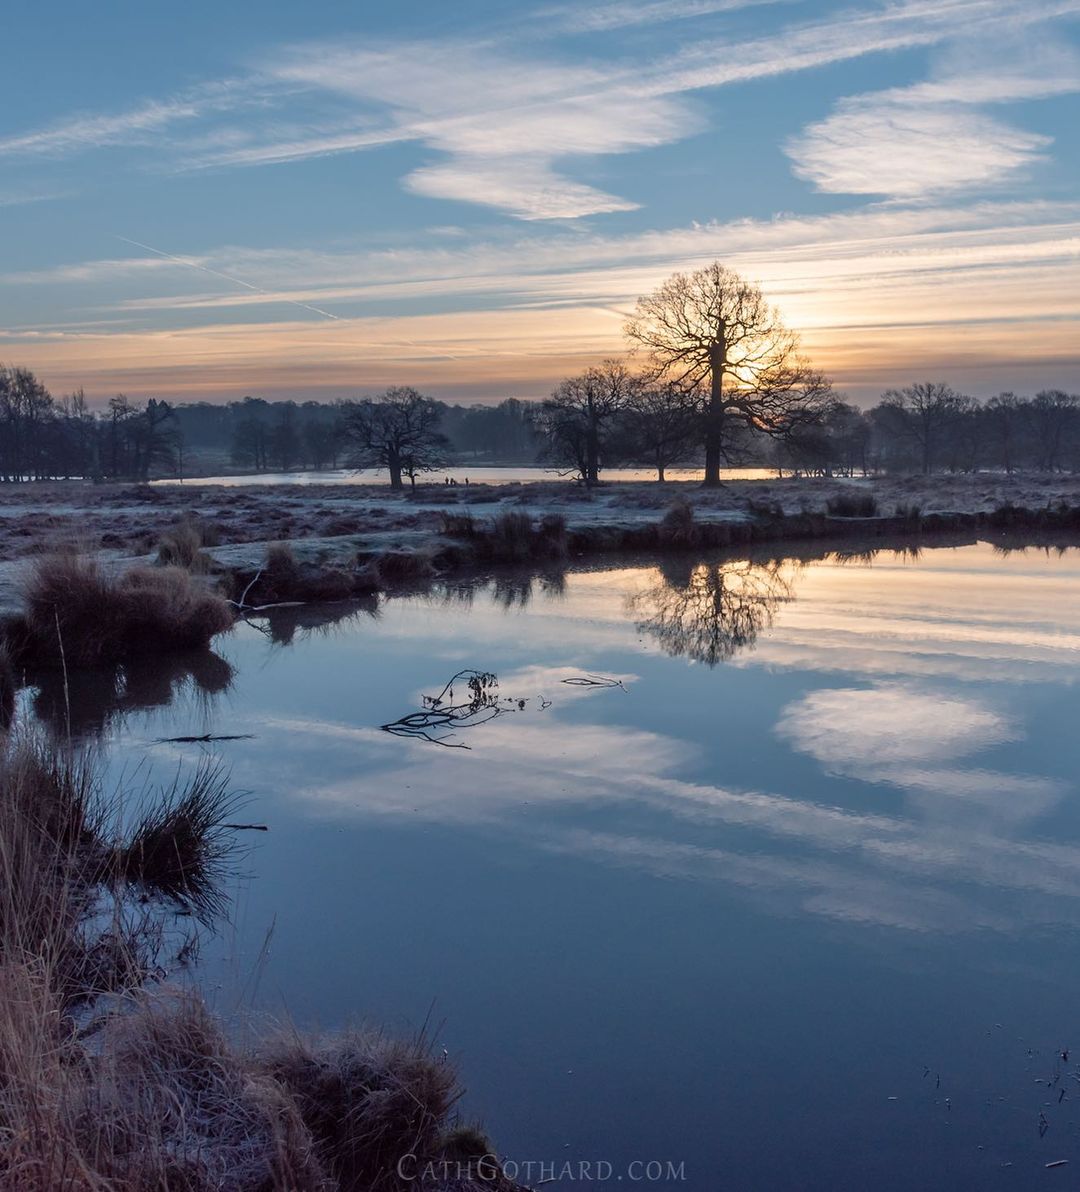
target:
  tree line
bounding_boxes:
[0,366,180,483]
[3,263,1078,485]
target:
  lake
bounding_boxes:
[153,465,779,487]
[25,539,1080,1190]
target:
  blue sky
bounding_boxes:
[1,0,1078,404]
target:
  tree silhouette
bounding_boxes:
[343,387,449,489]
[879,381,964,476]
[623,382,698,481]
[536,359,636,486]
[625,263,829,486]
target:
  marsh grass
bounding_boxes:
[20,554,234,668]
[825,493,880,517]
[372,550,437,586]
[267,1031,459,1190]
[156,519,218,573]
[107,765,242,923]
[658,499,699,547]
[438,511,569,565]
[0,642,17,733]
[0,733,518,1190]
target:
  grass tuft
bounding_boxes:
[373,550,437,586]
[826,493,880,517]
[658,499,699,547]
[109,764,242,922]
[157,519,216,572]
[22,554,234,668]
[267,1031,459,1191]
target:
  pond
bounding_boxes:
[23,539,1080,1190]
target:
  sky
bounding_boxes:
[1,0,1079,407]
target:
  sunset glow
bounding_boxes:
[2,0,1079,403]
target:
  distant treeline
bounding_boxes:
[1,362,1079,483]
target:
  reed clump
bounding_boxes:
[156,518,219,572]
[371,550,438,586]
[0,733,518,1191]
[658,498,699,548]
[439,510,568,564]
[825,493,880,517]
[20,553,234,668]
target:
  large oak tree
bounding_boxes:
[625,263,830,486]
[343,387,448,489]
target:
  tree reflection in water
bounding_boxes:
[629,556,799,665]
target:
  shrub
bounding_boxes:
[157,519,215,572]
[894,502,923,520]
[22,555,234,668]
[439,511,477,538]
[373,550,436,586]
[826,493,879,517]
[658,498,699,547]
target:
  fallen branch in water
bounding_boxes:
[383,669,513,748]
[560,674,628,692]
[222,822,268,832]
[155,733,255,743]
[228,568,307,614]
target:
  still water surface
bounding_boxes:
[26,541,1080,1190]
[153,465,778,487]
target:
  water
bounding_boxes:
[24,540,1080,1190]
[152,465,778,487]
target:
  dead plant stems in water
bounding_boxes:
[381,669,533,749]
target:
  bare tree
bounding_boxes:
[879,382,964,476]
[343,387,449,490]
[0,364,55,481]
[537,359,636,486]
[984,392,1024,473]
[1023,390,1079,471]
[777,399,869,478]
[623,382,698,481]
[625,263,828,486]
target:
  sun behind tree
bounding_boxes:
[625,262,831,486]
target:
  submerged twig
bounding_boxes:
[382,669,511,748]
[155,733,255,743]
[561,674,628,692]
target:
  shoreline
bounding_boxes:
[5,473,1080,617]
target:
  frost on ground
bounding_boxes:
[2,473,1079,616]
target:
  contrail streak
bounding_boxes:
[112,234,342,320]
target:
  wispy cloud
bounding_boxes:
[787,102,1051,197]
[539,0,795,33]
[0,83,250,158]
[0,186,69,208]
[247,40,702,218]
[1,0,1077,221]
[785,33,1079,198]
[5,198,1078,397]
